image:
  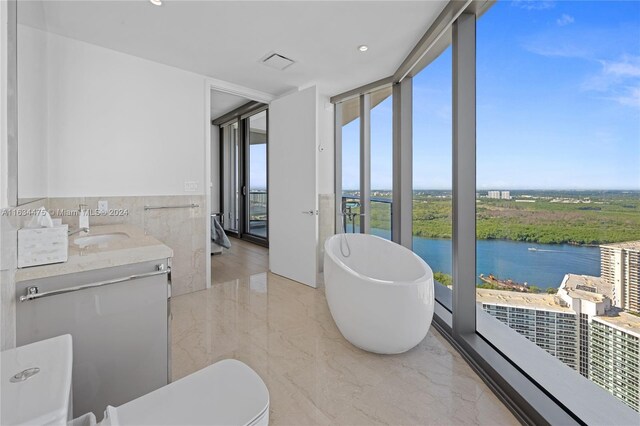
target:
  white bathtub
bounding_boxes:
[324,233,434,354]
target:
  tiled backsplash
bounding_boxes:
[318,194,335,276]
[1,198,48,350]
[48,195,207,297]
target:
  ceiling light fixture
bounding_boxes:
[358,45,368,52]
[149,0,162,6]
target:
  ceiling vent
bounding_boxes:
[261,53,295,71]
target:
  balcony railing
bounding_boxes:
[341,195,392,239]
[249,191,267,237]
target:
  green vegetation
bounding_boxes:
[434,272,452,286]
[355,190,640,246]
[434,271,558,293]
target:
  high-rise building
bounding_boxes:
[500,190,511,200]
[557,274,611,377]
[480,272,640,412]
[487,190,501,199]
[600,241,640,313]
[477,289,579,370]
[589,313,640,412]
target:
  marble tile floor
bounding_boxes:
[211,237,269,284]
[171,270,518,425]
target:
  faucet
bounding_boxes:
[70,203,90,236]
[68,227,89,237]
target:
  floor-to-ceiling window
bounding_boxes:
[413,45,453,292]
[333,1,639,421]
[340,97,361,233]
[369,88,393,240]
[476,0,640,413]
[247,110,268,239]
[337,91,394,239]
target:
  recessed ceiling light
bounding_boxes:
[149,0,162,6]
[358,45,368,52]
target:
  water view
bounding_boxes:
[345,189,640,289]
[369,228,601,288]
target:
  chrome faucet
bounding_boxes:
[69,204,90,236]
[68,227,89,237]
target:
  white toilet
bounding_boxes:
[1,335,270,426]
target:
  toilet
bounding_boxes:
[1,335,270,426]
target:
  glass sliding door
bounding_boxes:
[220,107,269,245]
[222,122,239,232]
[246,110,268,239]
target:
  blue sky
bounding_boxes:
[343,0,640,191]
[249,143,267,190]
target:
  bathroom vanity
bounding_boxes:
[14,225,173,420]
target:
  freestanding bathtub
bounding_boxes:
[324,233,434,354]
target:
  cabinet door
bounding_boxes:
[16,260,169,420]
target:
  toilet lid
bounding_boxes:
[107,359,269,426]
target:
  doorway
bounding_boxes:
[216,104,269,247]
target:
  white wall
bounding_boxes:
[17,25,48,200]
[316,93,334,195]
[43,30,206,197]
[1,0,9,209]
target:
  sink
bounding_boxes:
[74,232,129,248]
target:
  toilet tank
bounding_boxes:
[1,335,73,426]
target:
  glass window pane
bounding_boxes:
[370,88,393,240]
[247,111,268,238]
[222,122,239,232]
[341,97,361,233]
[476,0,640,412]
[413,44,453,304]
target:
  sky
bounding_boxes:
[343,0,640,191]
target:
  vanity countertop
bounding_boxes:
[15,224,173,282]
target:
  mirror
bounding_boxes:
[12,0,49,205]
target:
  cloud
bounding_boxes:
[602,56,640,78]
[522,23,640,109]
[556,14,575,26]
[521,25,635,60]
[523,42,589,59]
[582,56,640,108]
[611,86,640,108]
[582,56,640,91]
[512,0,555,11]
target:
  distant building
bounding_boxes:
[479,270,640,412]
[589,313,640,412]
[487,190,501,199]
[500,191,511,200]
[477,289,579,371]
[600,241,640,314]
[557,274,611,377]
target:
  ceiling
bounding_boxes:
[18,0,448,97]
